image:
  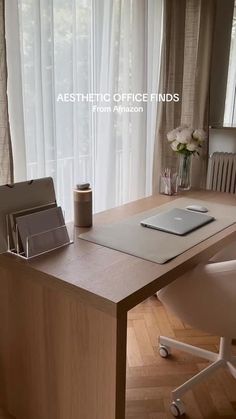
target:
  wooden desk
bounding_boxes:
[0,191,236,419]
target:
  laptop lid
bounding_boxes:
[140,208,215,236]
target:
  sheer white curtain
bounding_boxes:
[224,4,236,126]
[6,0,162,219]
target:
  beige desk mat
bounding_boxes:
[79,198,236,264]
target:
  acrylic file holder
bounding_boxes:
[6,213,73,260]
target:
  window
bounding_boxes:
[6,0,163,219]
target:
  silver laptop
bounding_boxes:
[140,208,215,236]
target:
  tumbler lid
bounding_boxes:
[76,183,90,190]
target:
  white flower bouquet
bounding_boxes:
[167,125,207,156]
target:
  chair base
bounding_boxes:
[159,335,236,415]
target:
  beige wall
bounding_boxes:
[209,128,236,155]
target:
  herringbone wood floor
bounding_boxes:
[1,296,236,419]
[126,296,236,419]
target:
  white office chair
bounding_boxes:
[157,256,236,417]
[209,240,236,262]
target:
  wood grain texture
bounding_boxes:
[1,191,236,419]
[0,191,235,316]
[0,266,127,419]
[126,297,236,419]
[0,408,14,419]
[1,296,236,419]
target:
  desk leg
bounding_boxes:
[0,266,127,419]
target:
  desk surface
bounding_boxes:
[1,191,236,315]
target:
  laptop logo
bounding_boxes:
[174,217,183,221]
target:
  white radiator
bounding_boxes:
[206,152,236,194]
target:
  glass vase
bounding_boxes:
[178,153,192,190]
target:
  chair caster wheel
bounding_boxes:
[170,399,185,417]
[159,344,171,358]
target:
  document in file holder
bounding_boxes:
[9,202,57,251]
[0,177,56,253]
[16,206,70,258]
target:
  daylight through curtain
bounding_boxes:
[6,0,163,218]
